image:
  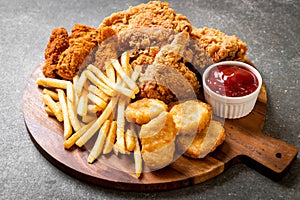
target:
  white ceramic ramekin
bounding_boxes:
[203,61,262,119]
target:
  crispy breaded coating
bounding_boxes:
[125,98,168,125]
[92,27,117,71]
[177,120,225,159]
[138,32,201,104]
[170,100,212,136]
[100,1,192,33]
[43,28,69,78]
[191,27,248,62]
[55,24,98,80]
[139,111,177,169]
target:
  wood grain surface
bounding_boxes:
[23,63,298,191]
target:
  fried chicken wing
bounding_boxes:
[42,28,69,78]
[55,24,98,80]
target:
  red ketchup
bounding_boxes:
[206,65,259,97]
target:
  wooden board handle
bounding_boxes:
[224,123,298,179]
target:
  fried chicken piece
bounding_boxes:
[130,47,160,72]
[42,28,69,78]
[139,111,177,169]
[169,100,212,136]
[125,98,168,125]
[55,24,98,80]
[100,1,192,33]
[191,27,248,63]
[92,27,117,71]
[138,31,201,104]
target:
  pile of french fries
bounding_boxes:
[36,52,143,178]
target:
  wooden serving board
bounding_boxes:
[23,63,298,191]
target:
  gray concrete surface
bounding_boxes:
[1,0,299,199]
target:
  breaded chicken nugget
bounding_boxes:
[177,120,225,158]
[170,100,212,136]
[139,111,177,169]
[125,98,168,125]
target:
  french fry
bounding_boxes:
[88,120,111,163]
[76,96,118,147]
[45,106,55,117]
[66,82,74,102]
[87,64,115,90]
[88,85,110,102]
[36,78,70,89]
[75,72,87,96]
[103,121,117,154]
[42,94,63,122]
[87,93,107,110]
[132,126,142,178]
[42,88,59,101]
[77,90,88,117]
[131,65,142,82]
[125,125,136,152]
[67,97,81,132]
[57,89,72,139]
[81,114,97,123]
[63,120,95,149]
[114,97,127,154]
[87,104,102,113]
[121,51,132,75]
[85,70,115,96]
[105,61,116,83]
[111,59,139,94]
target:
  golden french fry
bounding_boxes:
[103,121,117,154]
[88,120,111,163]
[75,72,87,96]
[76,96,118,147]
[132,126,142,178]
[67,97,81,132]
[105,61,116,83]
[45,106,55,117]
[125,126,136,152]
[36,78,70,89]
[87,104,102,113]
[57,89,72,139]
[42,94,63,122]
[111,59,139,94]
[85,70,115,96]
[88,85,110,102]
[114,97,127,154]
[81,114,97,123]
[87,93,107,110]
[66,82,74,102]
[63,120,95,149]
[77,90,88,117]
[42,88,59,101]
[87,64,115,89]
[131,65,142,82]
[121,51,132,75]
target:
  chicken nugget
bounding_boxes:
[125,98,168,125]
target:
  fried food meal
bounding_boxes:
[36,1,253,177]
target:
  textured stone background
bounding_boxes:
[1,0,299,199]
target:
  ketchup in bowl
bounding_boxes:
[205,65,259,97]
